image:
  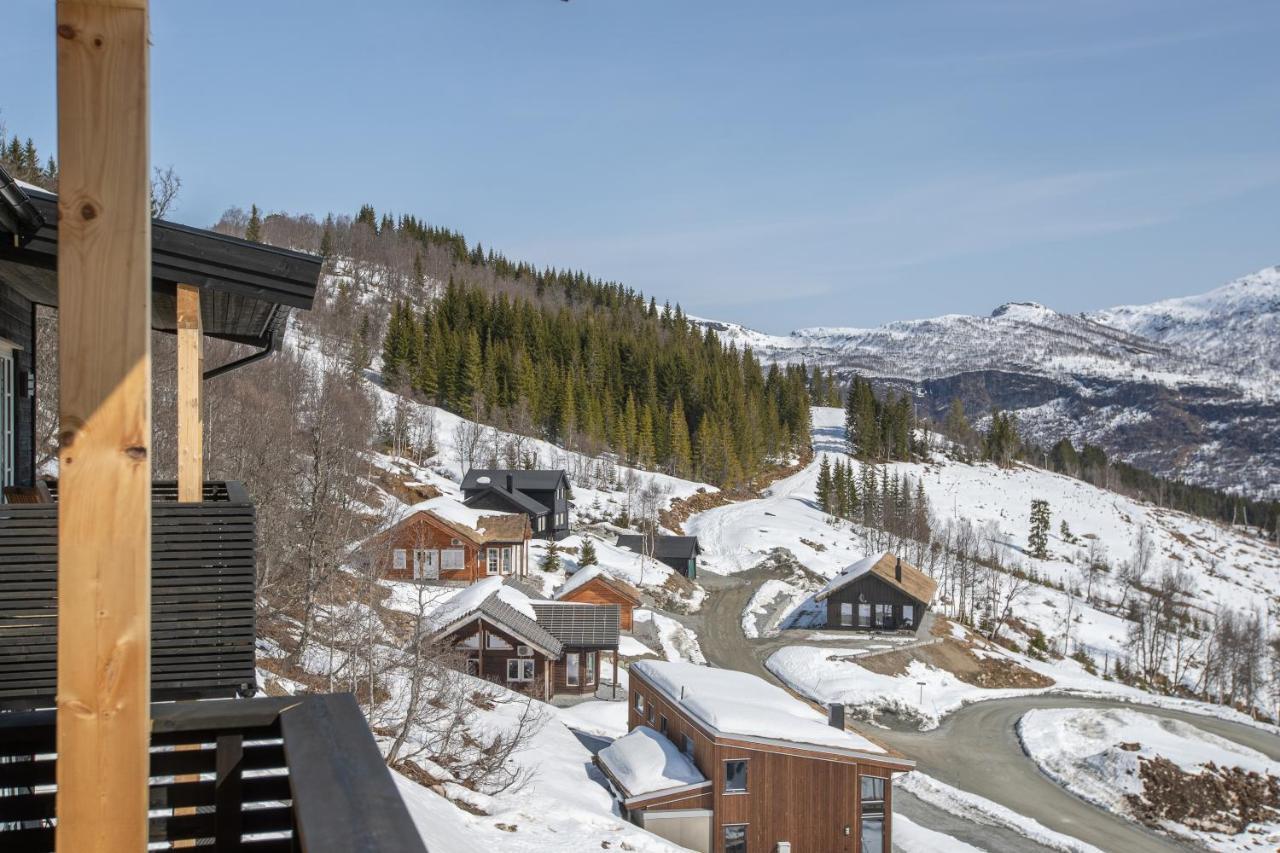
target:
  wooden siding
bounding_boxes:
[368,513,527,584]
[628,669,898,853]
[559,578,635,631]
[824,571,926,631]
[0,481,256,710]
[0,283,36,486]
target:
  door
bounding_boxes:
[413,549,438,580]
[0,349,13,490]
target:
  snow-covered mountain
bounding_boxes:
[698,268,1280,497]
[1090,265,1280,379]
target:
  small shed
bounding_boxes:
[555,565,642,631]
[814,552,937,631]
[616,535,700,579]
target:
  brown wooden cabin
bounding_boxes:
[814,552,938,632]
[0,45,425,847]
[554,564,642,631]
[362,498,531,584]
[429,583,620,699]
[602,661,913,853]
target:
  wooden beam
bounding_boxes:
[55,2,152,852]
[176,284,203,502]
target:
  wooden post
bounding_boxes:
[176,284,202,502]
[55,2,152,851]
[612,650,619,701]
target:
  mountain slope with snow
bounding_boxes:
[698,267,1280,497]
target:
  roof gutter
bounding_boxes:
[0,167,46,242]
[203,304,289,381]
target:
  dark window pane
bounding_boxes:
[724,759,748,792]
[724,824,747,853]
[683,734,695,756]
[861,776,885,803]
[860,817,883,853]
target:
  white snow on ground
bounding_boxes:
[597,725,706,796]
[1018,708,1280,851]
[740,579,810,639]
[619,634,657,658]
[892,814,986,852]
[634,609,705,665]
[633,660,885,754]
[899,772,1104,853]
[557,700,630,739]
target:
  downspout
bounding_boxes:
[203,305,289,380]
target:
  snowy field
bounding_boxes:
[1019,708,1280,851]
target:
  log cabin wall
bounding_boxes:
[370,514,527,584]
[447,621,552,698]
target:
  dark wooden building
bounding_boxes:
[555,565,642,631]
[600,660,913,853]
[616,534,701,579]
[461,468,571,540]
[814,552,938,631]
[429,580,620,699]
[360,497,531,584]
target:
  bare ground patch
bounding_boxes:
[1128,756,1280,837]
[850,636,1055,690]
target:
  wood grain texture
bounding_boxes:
[54,2,152,851]
[176,285,202,503]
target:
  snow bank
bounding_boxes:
[597,726,706,796]
[632,660,885,754]
[633,609,705,665]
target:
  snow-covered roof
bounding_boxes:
[630,660,888,755]
[406,496,513,537]
[597,726,707,799]
[555,564,641,604]
[426,578,564,656]
[814,551,937,605]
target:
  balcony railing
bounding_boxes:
[0,480,257,710]
[0,693,428,852]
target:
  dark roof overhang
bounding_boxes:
[0,167,320,350]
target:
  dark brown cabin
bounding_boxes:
[814,552,937,631]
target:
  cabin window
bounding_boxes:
[840,603,854,627]
[465,658,479,676]
[658,714,667,734]
[413,549,436,580]
[441,548,466,570]
[902,604,915,627]
[487,548,500,575]
[566,652,580,686]
[860,775,886,853]
[506,658,535,682]
[874,604,892,627]
[723,759,748,793]
[393,549,407,571]
[858,603,871,627]
[586,652,597,685]
[682,734,695,757]
[502,547,513,574]
[485,634,510,650]
[723,824,747,853]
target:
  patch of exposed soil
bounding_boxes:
[851,637,1055,690]
[1128,756,1280,836]
[660,459,806,532]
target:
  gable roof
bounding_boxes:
[428,579,563,657]
[615,535,700,561]
[814,552,938,606]
[529,602,619,649]
[555,564,642,605]
[461,484,549,516]
[461,469,569,493]
[0,165,320,350]
[365,497,528,550]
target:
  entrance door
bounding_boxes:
[413,549,438,580]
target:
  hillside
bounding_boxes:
[697,267,1280,498]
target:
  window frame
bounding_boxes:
[722,823,748,853]
[392,549,407,571]
[840,602,854,627]
[858,603,871,627]
[585,651,596,686]
[441,548,466,570]
[634,692,645,715]
[723,759,749,794]
[506,658,534,682]
[682,733,695,757]
[486,547,500,575]
[566,652,580,687]
[902,604,915,627]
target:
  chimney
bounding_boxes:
[895,556,902,582]
[506,473,514,492]
[827,703,845,730]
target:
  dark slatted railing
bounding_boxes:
[0,480,256,710]
[0,694,428,852]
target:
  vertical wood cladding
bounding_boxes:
[628,669,898,853]
[558,578,636,631]
[824,572,924,631]
[0,285,35,486]
[366,513,527,584]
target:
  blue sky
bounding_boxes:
[7,1,1279,332]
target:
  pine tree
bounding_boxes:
[668,396,693,478]
[1029,499,1051,559]
[816,456,833,513]
[245,204,263,243]
[578,538,598,568]
[539,540,562,573]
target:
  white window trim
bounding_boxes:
[566,652,580,687]
[506,658,534,682]
[585,652,596,686]
[392,549,407,571]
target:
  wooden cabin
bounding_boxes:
[602,661,913,853]
[814,552,937,631]
[362,497,530,583]
[555,564,642,631]
[616,534,701,579]
[429,579,620,699]
[0,7,424,846]
[461,468,571,540]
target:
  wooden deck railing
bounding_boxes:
[0,693,428,852]
[0,480,257,710]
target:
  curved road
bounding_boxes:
[686,568,1280,853]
